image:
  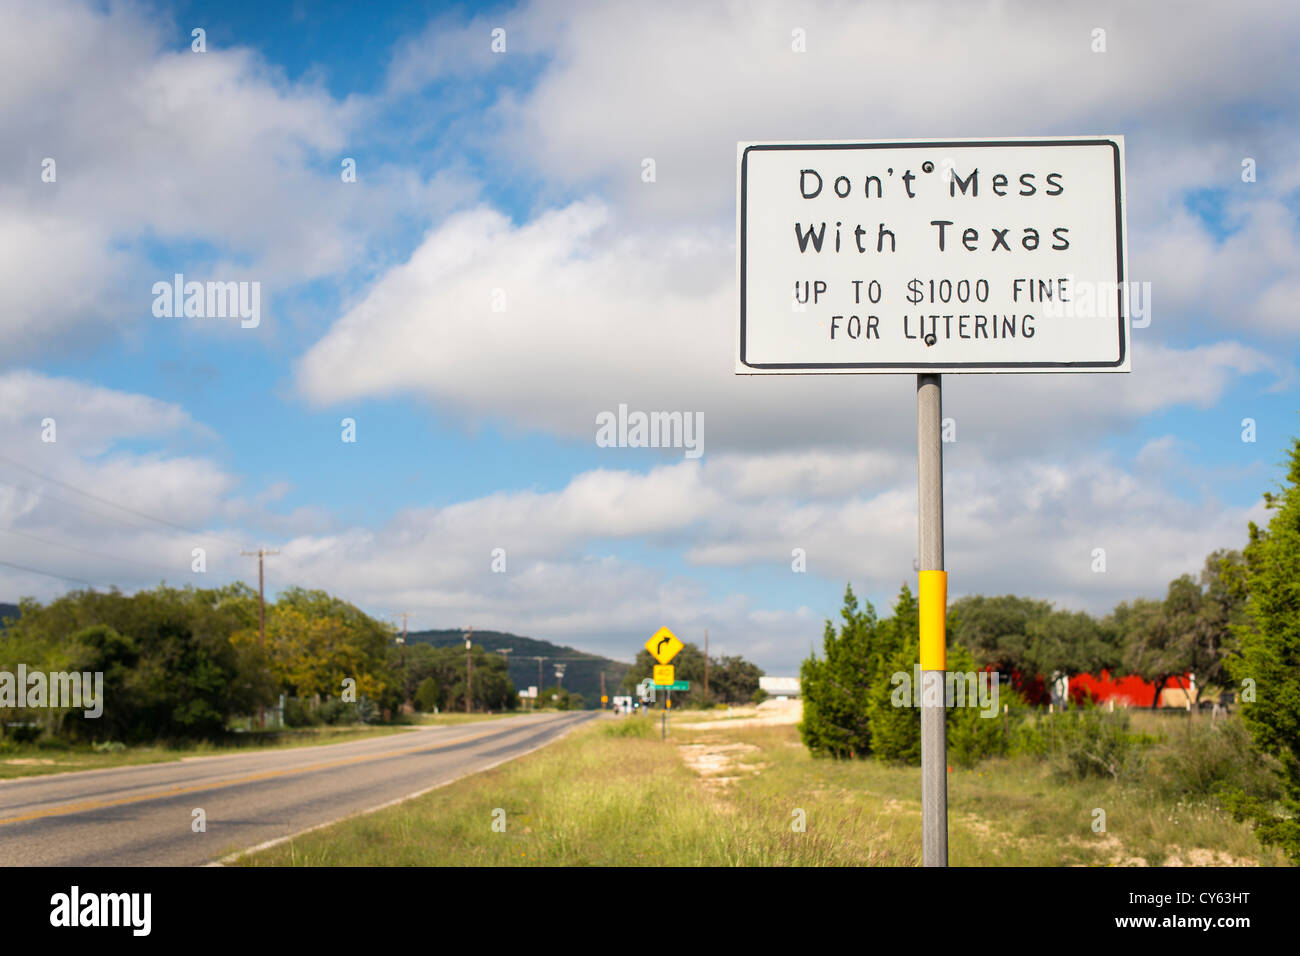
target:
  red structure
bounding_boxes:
[1069,670,1191,708]
[988,666,1191,708]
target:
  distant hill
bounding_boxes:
[407,628,629,708]
[0,602,18,626]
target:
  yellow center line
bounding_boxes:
[0,718,559,828]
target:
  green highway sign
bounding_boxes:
[653,681,690,690]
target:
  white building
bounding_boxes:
[759,676,801,699]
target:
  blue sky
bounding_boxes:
[0,0,1297,673]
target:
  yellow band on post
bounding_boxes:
[919,570,947,671]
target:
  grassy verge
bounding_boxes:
[411,712,521,726]
[0,725,414,780]
[235,714,1288,867]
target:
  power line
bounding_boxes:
[0,453,245,548]
[0,557,102,588]
[0,475,180,539]
[0,527,178,578]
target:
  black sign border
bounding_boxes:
[738,139,1127,372]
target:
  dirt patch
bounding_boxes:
[1163,846,1259,867]
[676,700,803,731]
[677,739,762,791]
[4,758,61,766]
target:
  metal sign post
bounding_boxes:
[917,373,947,866]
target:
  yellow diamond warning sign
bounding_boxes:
[645,626,683,665]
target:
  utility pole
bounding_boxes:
[917,374,948,867]
[240,548,281,647]
[465,626,473,714]
[399,613,409,709]
[704,628,709,699]
[529,656,545,708]
[241,547,280,729]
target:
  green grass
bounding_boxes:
[236,713,1290,867]
[411,711,521,726]
[0,725,413,780]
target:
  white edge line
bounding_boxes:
[208,712,596,866]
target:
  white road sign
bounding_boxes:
[737,137,1129,374]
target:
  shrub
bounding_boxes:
[602,717,655,739]
[355,696,379,724]
[414,677,440,713]
[1149,717,1280,802]
[318,699,358,725]
[1050,708,1142,780]
[4,722,41,744]
[283,697,321,728]
[948,685,1027,768]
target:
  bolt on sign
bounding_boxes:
[653,664,675,686]
[645,626,683,665]
[736,137,1129,374]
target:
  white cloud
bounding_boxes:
[0,0,469,359]
[297,196,1283,456]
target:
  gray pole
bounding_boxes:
[917,373,947,866]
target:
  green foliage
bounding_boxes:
[354,696,379,724]
[947,668,1027,768]
[5,723,40,744]
[0,584,273,743]
[602,716,654,738]
[619,643,763,705]
[866,586,920,764]
[799,584,878,759]
[282,697,321,727]
[413,676,440,712]
[317,698,358,725]
[1225,436,1300,863]
[1111,551,1245,706]
[1147,718,1280,803]
[950,594,1120,679]
[540,685,584,710]
[1048,708,1142,780]
[389,643,516,713]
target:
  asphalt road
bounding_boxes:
[0,711,595,866]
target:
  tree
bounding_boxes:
[413,677,440,712]
[799,584,877,758]
[249,587,393,704]
[709,655,763,704]
[1224,437,1300,863]
[951,596,1117,703]
[1112,554,1243,709]
[620,642,763,706]
[1025,608,1118,680]
[3,584,273,743]
[950,594,1051,674]
[867,585,921,764]
[540,685,582,710]
[1113,595,1182,708]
